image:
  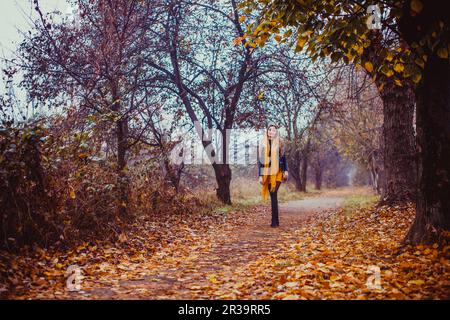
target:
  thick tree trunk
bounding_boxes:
[378,81,417,205]
[210,128,233,205]
[397,0,450,245]
[363,32,416,205]
[404,54,450,245]
[213,163,232,205]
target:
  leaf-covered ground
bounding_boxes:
[1,188,448,299]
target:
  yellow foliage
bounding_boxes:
[364,61,373,73]
[394,63,404,73]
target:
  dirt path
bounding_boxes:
[61,189,356,299]
[281,196,345,214]
[15,186,447,300]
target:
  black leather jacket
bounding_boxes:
[258,139,289,177]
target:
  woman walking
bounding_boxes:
[258,124,289,227]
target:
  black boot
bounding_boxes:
[270,188,280,227]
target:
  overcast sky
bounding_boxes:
[0,1,70,56]
[0,1,71,117]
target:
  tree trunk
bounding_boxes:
[213,163,232,205]
[111,80,129,219]
[289,155,302,191]
[299,139,311,192]
[299,158,307,192]
[288,149,303,191]
[379,81,417,205]
[294,177,303,191]
[163,158,183,192]
[314,167,322,190]
[396,0,450,245]
[369,153,380,193]
[116,117,129,218]
[405,54,450,245]
[363,32,416,205]
[291,163,303,191]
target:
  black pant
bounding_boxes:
[268,181,281,226]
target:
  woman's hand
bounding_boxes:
[259,176,264,185]
[283,171,289,181]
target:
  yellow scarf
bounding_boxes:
[260,134,280,201]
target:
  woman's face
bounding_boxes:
[267,126,277,139]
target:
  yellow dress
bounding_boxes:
[260,135,284,201]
